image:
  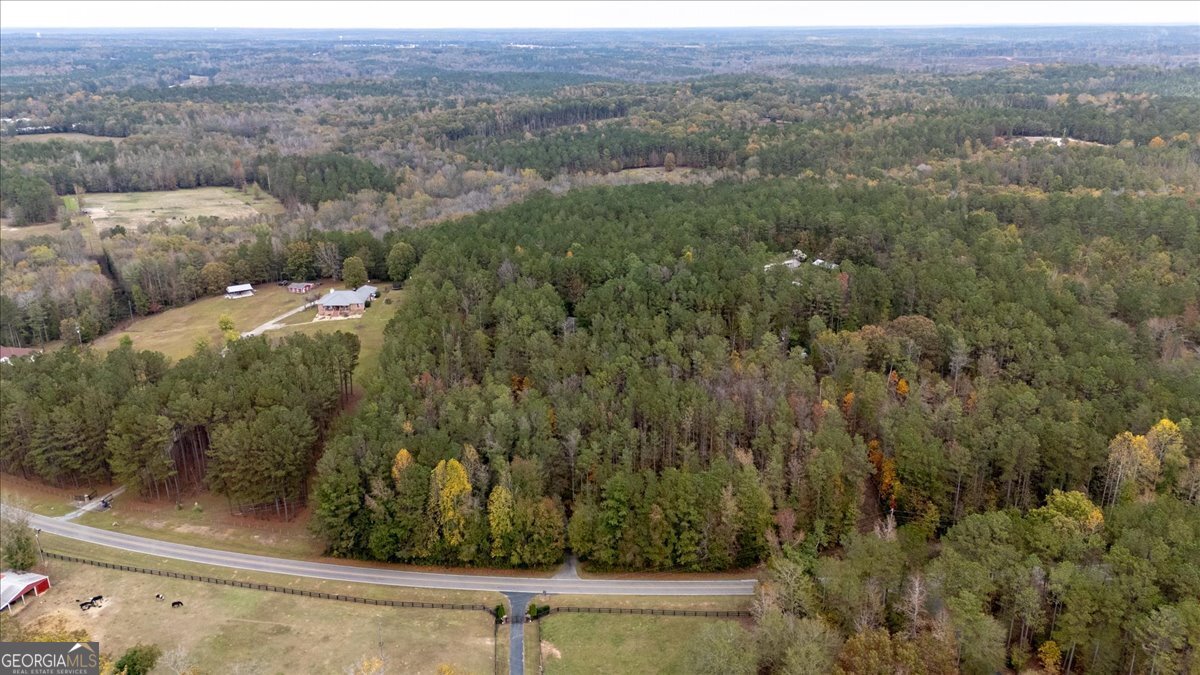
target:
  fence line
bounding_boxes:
[42,551,492,614]
[546,606,751,618]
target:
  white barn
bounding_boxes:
[225,283,255,299]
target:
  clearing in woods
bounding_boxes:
[81,187,284,231]
[2,132,125,144]
[88,283,310,362]
[10,556,497,674]
[265,287,403,380]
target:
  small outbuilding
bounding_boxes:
[0,346,39,365]
[1,571,51,613]
[225,283,255,299]
[288,281,316,294]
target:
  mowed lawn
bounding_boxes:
[90,284,306,361]
[536,613,747,675]
[266,287,402,380]
[73,490,324,560]
[82,186,283,231]
[14,558,497,675]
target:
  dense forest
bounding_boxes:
[1,25,1198,674]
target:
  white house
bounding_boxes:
[225,283,255,299]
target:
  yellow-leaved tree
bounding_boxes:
[430,458,471,547]
[487,485,514,561]
[391,448,413,487]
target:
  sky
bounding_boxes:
[0,0,1195,30]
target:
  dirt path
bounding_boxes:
[241,301,315,337]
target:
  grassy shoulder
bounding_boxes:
[12,555,497,674]
[534,612,745,675]
[0,473,115,517]
[73,491,325,560]
[543,594,752,612]
[36,532,504,607]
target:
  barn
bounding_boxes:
[1,571,51,613]
[225,283,255,299]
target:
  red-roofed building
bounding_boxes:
[0,346,38,365]
[1,571,51,612]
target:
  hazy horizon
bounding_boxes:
[1,0,1196,30]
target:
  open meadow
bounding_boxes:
[81,186,284,231]
[10,556,498,674]
[533,612,746,675]
[88,283,309,361]
[2,132,124,144]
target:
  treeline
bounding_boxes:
[0,232,119,345]
[312,180,1198,572]
[248,153,396,208]
[431,98,631,142]
[0,334,358,516]
[470,126,745,178]
[0,166,59,225]
[684,490,1200,675]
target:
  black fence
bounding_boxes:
[42,551,492,614]
[548,606,751,618]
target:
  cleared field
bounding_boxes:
[82,186,283,231]
[0,473,112,517]
[73,490,324,560]
[89,284,307,361]
[534,612,744,675]
[3,132,123,144]
[0,220,74,241]
[266,288,401,380]
[13,557,497,674]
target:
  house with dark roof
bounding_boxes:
[318,290,366,318]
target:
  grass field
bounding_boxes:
[82,186,283,231]
[0,220,84,241]
[0,473,113,517]
[535,613,745,675]
[544,594,752,612]
[265,287,401,380]
[88,283,309,361]
[3,132,124,144]
[13,556,497,674]
[73,491,325,560]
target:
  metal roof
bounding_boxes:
[319,290,365,307]
[1,571,49,609]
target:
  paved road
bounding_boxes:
[241,301,316,337]
[507,593,535,675]
[16,510,757,596]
